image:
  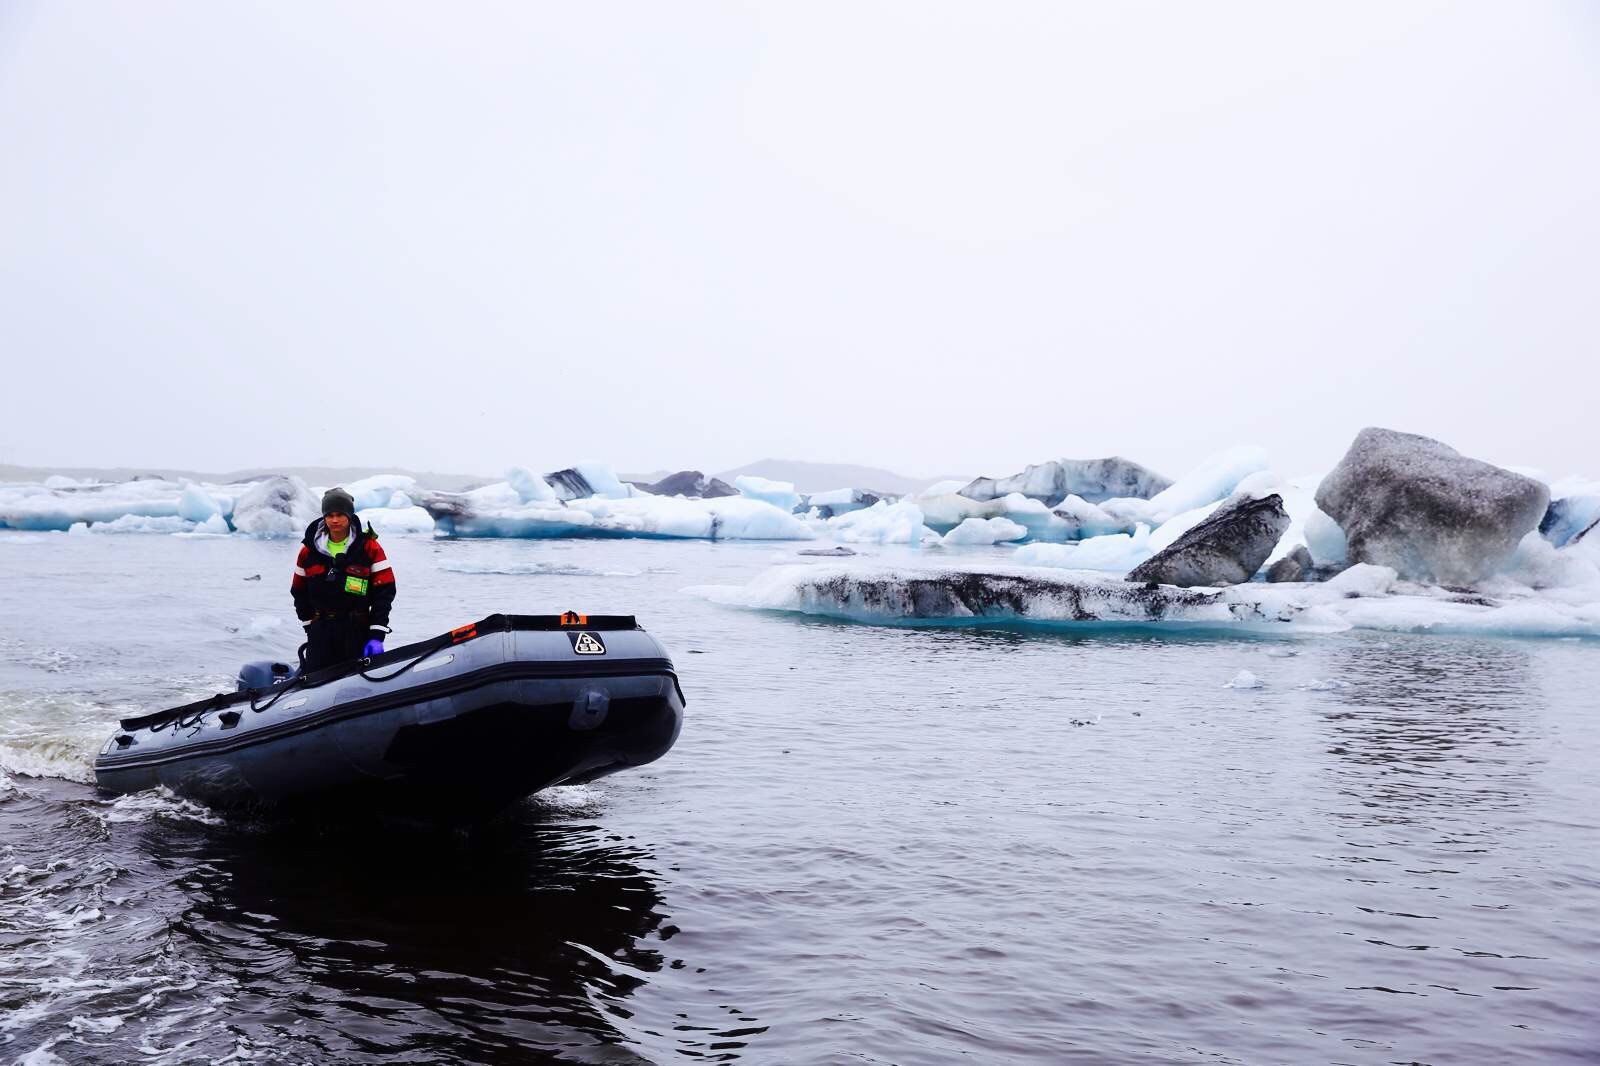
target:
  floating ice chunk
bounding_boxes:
[736,476,802,513]
[915,493,993,535]
[961,457,1171,505]
[1102,446,1270,527]
[177,484,220,522]
[231,476,319,537]
[921,479,968,496]
[573,461,628,499]
[1302,678,1350,691]
[1303,506,1348,568]
[345,474,419,511]
[541,462,629,501]
[804,488,883,519]
[1323,563,1398,598]
[1014,524,1154,572]
[0,478,186,531]
[1495,532,1600,590]
[507,467,557,503]
[1540,493,1600,548]
[88,514,194,534]
[424,489,812,540]
[1047,494,1130,540]
[828,500,930,544]
[191,514,231,536]
[43,475,93,489]
[916,491,1126,542]
[359,505,436,536]
[941,517,1028,545]
[1223,669,1264,689]
[68,522,90,535]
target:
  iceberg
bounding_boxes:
[0,479,187,531]
[735,475,803,513]
[1100,446,1270,527]
[940,516,1028,545]
[345,474,420,511]
[541,462,629,501]
[1315,428,1548,585]
[1014,525,1154,572]
[631,470,737,499]
[177,483,222,522]
[825,500,932,545]
[84,514,195,534]
[422,483,813,541]
[693,558,1600,639]
[960,456,1171,505]
[914,491,1127,542]
[358,505,437,536]
[803,487,882,519]
[231,476,319,537]
[1541,490,1600,548]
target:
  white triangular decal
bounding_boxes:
[573,632,606,655]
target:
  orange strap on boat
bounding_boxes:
[451,623,478,643]
[559,611,588,626]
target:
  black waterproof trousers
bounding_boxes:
[302,613,371,672]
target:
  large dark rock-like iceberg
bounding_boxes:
[1315,428,1548,586]
[1127,494,1290,587]
[631,470,738,499]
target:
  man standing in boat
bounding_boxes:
[291,487,397,671]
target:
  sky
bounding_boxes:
[1,1,1596,483]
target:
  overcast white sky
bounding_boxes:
[1,2,1596,482]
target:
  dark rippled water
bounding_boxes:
[2,531,1597,1063]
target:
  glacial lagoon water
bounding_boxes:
[1,530,1597,1063]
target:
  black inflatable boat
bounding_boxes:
[94,613,684,821]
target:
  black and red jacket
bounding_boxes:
[291,517,396,630]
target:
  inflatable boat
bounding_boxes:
[94,613,684,821]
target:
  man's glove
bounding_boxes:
[363,638,385,657]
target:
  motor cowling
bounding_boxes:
[237,660,295,692]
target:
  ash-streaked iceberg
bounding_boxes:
[691,555,1600,639]
[960,456,1172,505]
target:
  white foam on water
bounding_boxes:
[529,783,604,813]
[96,788,225,827]
[0,738,98,785]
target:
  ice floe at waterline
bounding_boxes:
[689,561,1600,638]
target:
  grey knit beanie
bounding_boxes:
[320,487,356,518]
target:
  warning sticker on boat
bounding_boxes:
[569,631,606,655]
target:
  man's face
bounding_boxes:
[324,512,350,540]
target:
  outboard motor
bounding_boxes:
[236,660,295,692]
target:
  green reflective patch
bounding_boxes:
[344,575,369,596]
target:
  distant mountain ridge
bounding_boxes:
[713,459,969,496]
[1,459,968,498]
[0,464,495,492]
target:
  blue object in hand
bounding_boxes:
[363,639,384,657]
